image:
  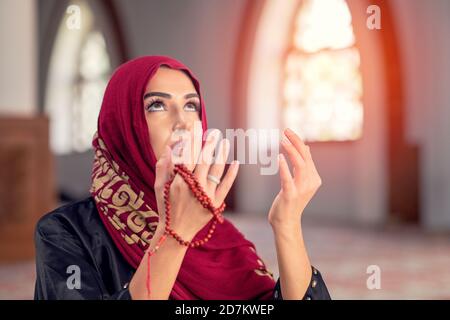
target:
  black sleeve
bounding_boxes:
[33,214,131,300]
[273,266,331,300]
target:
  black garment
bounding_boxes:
[34,197,331,300]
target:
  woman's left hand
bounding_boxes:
[268,128,322,230]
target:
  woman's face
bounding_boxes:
[143,66,201,161]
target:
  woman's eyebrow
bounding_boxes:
[143,92,199,100]
[184,93,199,99]
[143,92,171,99]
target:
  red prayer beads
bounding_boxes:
[163,163,226,248]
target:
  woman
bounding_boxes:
[34,56,331,300]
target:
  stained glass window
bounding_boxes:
[283,0,363,141]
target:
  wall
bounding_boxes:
[0,0,37,115]
[391,0,450,230]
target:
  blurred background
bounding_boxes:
[1,0,450,299]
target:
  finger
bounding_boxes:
[278,153,295,192]
[194,129,221,181]
[215,160,239,204]
[304,145,318,174]
[183,123,203,172]
[284,128,311,163]
[154,145,173,190]
[280,136,306,183]
[207,138,230,188]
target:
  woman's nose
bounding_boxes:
[172,105,189,127]
[172,123,190,145]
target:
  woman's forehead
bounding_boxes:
[145,66,196,93]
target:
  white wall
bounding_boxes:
[391,0,450,230]
[0,0,37,115]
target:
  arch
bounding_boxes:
[244,0,364,144]
[42,0,126,154]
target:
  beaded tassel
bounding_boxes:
[146,233,167,299]
[163,163,226,247]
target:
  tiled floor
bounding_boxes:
[227,214,450,299]
[0,260,36,299]
[1,214,450,299]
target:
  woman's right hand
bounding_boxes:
[153,129,240,244]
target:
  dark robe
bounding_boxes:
[34,197,331,300]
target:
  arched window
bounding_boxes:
[245,0,363,143]
[283,0,363,141]
[44,0,116,154]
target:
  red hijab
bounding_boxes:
[90,56,275,299]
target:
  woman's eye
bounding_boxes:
[146,101,165,112]
[185,102,199,112]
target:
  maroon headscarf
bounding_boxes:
[90,56,275,299]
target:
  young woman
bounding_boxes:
[34,56,331,300]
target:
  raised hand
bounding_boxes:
[154,129,240,243]
[268,128,322,230]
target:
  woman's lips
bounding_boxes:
[169,139,186,157]
[169,138,184,149]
